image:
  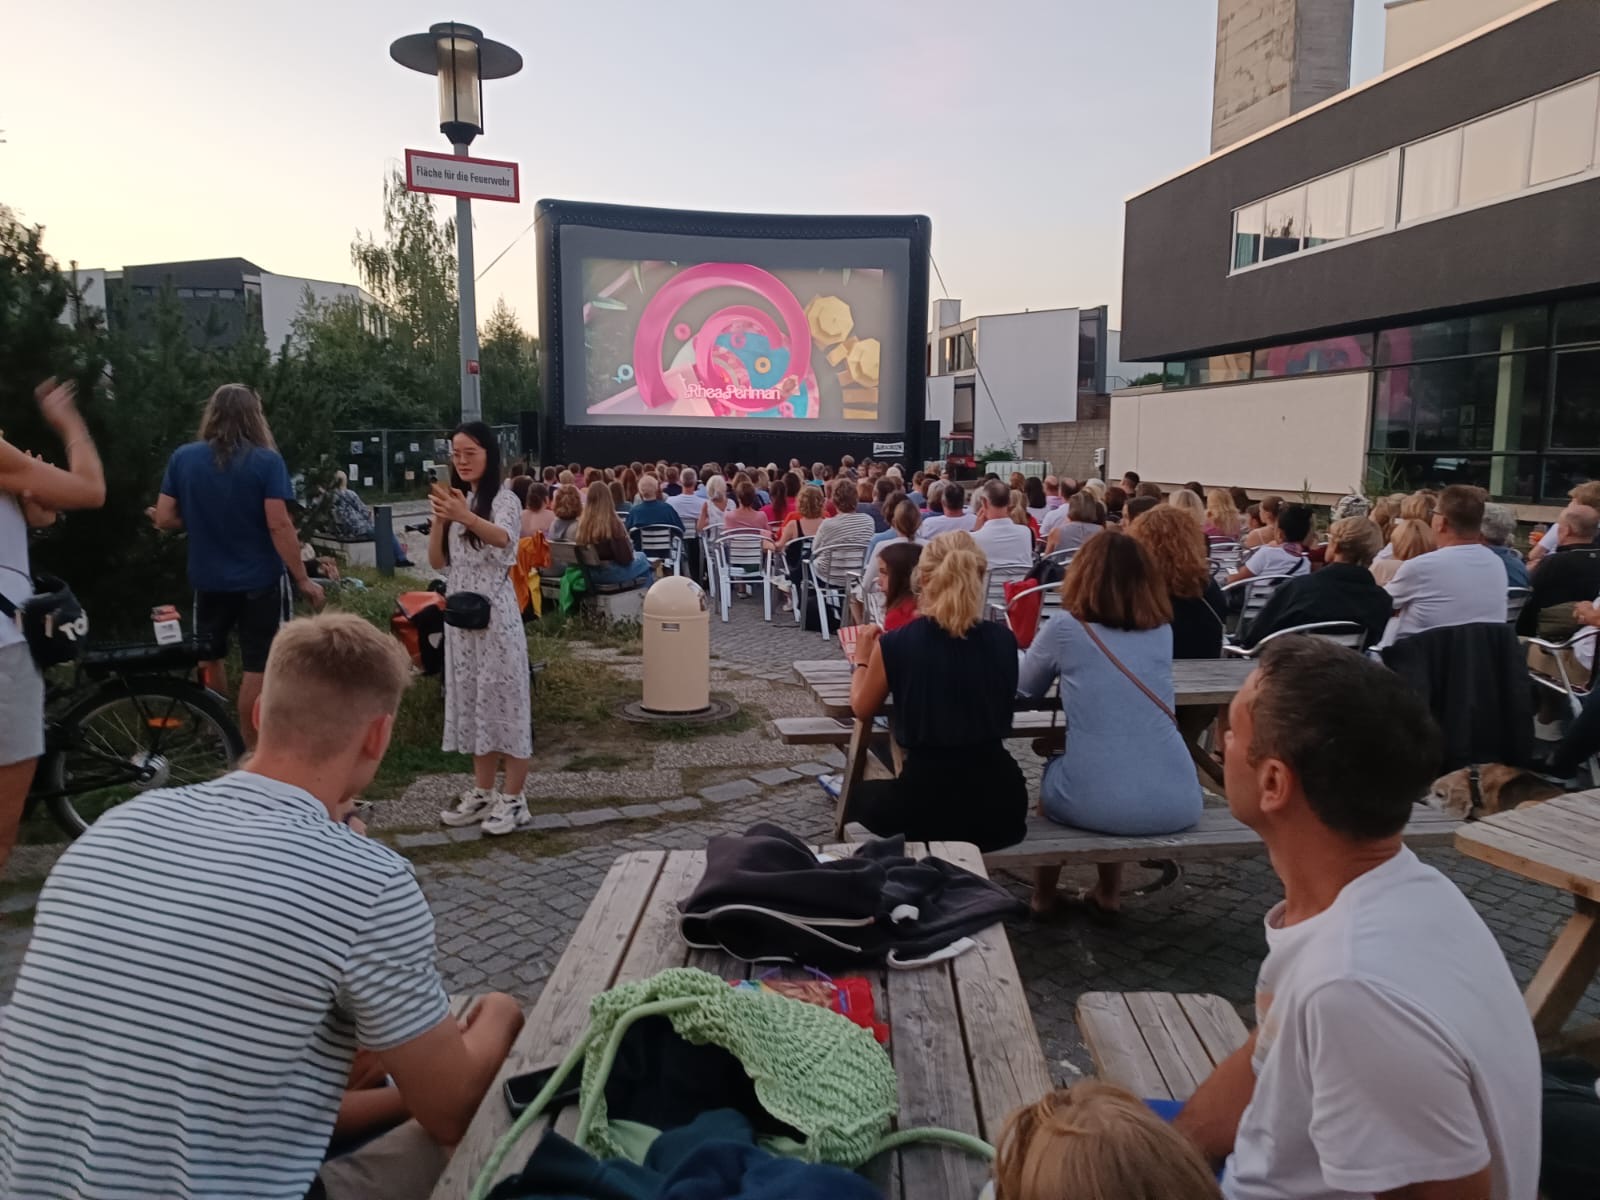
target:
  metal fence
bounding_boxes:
[333,426,521,500]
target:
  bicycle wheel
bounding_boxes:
[43,676,245,837]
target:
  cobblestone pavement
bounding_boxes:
[5,598,1599,1089]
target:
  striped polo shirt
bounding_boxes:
[0,772,448,1199]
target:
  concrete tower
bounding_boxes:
[1211,0,1356,152]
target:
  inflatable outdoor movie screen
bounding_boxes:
[538,201,932,457]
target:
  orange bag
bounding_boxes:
[513,535,550,617]
[391,591,447,674]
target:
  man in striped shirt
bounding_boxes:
[0,614,523,1200]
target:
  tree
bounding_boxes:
[0,207,267,634]
[350,170,459,425]
[479,298,540,423]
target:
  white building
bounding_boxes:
[925,299,1140,477]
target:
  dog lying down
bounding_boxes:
[1427,764,1565,821]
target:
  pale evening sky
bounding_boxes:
[2,1,1388,335]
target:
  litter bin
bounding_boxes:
[642,576,710,713]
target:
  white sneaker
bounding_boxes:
[440,786,496,827]
[481,792,532,837]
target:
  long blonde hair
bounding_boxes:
[1205,488,1240,538]
[199,383,275,465]
[994,1082,1222,1200]
[575,481,619,545]
[916,530,988,636]
[1391,517,1436,562]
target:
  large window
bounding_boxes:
[1349,156,1390,235]
[1368,299,1600,502]
[1163,354,1251,388]
[1532,77,1600,186]
[1400,129,1461,222]
[1231,73,1600,273]
[1458,103,1533,207]
[1233,204,1263,269]
[1253,334,1373,379]
[1550,349,1600,449]
[1376,307,1546,365]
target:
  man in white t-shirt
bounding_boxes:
[1177,638,1539,1200]
[919,484,976,539]
[1380,484,1508,648]
[969,478,1034,573]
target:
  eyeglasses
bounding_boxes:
[450,448,485,461]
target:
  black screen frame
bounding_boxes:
[536,199,931,470]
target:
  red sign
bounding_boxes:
[403,149,520,203]
[467,360,481,375]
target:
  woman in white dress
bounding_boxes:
[430,422,533,836]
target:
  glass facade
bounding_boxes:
[1162,297,1600,504]
[1230,73,1600,272]
[1368,298,1600,502]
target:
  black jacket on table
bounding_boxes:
[1518,545,1600,637]
[678,823,1025,968]
[1238,562,1393,650]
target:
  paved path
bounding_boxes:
[4,598,1599,1087]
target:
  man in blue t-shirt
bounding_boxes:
[149,384,322,745]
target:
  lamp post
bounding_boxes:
[390,22,522,424]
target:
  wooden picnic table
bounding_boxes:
[431,843,1052,1200]
[1455,788,1600,1042]
[794,657,1255,836]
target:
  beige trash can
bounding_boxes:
[642,576,710,713]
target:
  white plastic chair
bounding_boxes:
[631,524,684,576]
[808,543,868,638]
[713,531,773,622]
[1224,620,1369,659]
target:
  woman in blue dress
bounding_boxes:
[1019,530,1202,917]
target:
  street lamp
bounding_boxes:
[390,22,522,423]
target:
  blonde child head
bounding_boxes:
[992,1082,1221,1200]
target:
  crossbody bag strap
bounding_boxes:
[1074,617,1177,726]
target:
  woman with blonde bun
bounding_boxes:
[841,531,1026,850]
[988,1082,1221,1200]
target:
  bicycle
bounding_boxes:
[26,637,246,838]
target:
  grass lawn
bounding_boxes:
[321,567,697,798]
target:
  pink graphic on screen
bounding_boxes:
[581,258,888,425]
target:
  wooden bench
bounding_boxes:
[430,843,1051,1200]
[775,718,1463,869]
[1076,991,1250,1101]
[984,806,1461,870]
[541,541,648,621]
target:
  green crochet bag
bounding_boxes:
[470,967,993,1199]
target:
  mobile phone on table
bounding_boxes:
[503,1064,583,1116]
